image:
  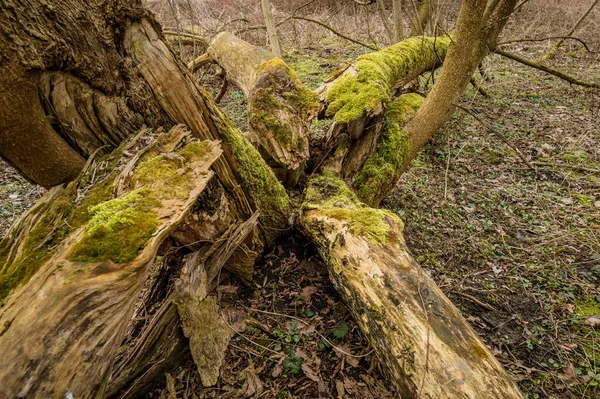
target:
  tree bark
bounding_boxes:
[261,0,283,57]
[300,175,524,398]
[0,126,221,397]
[392,0,405,42]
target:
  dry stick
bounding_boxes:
[454,104,535,171]
[532,161,600,174]
[290,16,379,50]
[493,48,600,88]
[244,307,375,358]
[163,31,210,46]
[187,53,214,73]
[497,36,596,53]
[541,0,600,61]
[215,78,228,104]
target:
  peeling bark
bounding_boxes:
[300,175,524,398]
[0,126,221,398]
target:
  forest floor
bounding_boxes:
[1,35,599,399]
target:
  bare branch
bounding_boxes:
[497,36,596,53]
[291,16,379,50]
[187,53,214,73]
[493,48,600,88]
[454,103,535,171]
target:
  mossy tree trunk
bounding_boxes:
[207,32,318,186]
[0,0,525,397]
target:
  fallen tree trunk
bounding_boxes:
[0,125,221,397]
[0,0,527,397]
[300,175,524,398]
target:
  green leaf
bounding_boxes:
[334,322,349,339]
[283,356,303,374]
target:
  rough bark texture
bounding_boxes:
[0,126,221,398]
[300,175,524,398]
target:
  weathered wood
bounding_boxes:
[207,32,318,185]
[300,175,524,398]
[0,125,221,398]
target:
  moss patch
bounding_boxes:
[324,36,450,123]
[68,188,160,263]
[303,174,402,246]
[355,94,423,205]
[248,57,318,159]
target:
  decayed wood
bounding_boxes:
[300,175,524,398]
[207,32,318,185]
[175,212,259,386]
[0,125,222,398]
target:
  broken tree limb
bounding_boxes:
[493,48,600,88]
[0,125,221,398]
[207,32,319,185]
[299,175,524,398]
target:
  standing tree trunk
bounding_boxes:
[393,0,405,42]
[261,0,283,58]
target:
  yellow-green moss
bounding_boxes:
[0,177,114,303]
[68,188,160,263]
[248,58,319,153]
[324,36,450,123]
[210,101,291,227]
[355,94,423,205]
[303,174,402,246]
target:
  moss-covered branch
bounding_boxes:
[322,36,451,124]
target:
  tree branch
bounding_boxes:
[497,36,596,53]
[291,16,379,50]
[493,48,600,88]
[454,103,535,171]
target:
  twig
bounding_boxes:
[245,307,374,358]
[532,161,600,174]
[493,48,600,88]
[541,0,599,61]
[454,103,535,171]
[187,53,214,73]
[455,292,499,312]
[215,78,228,104]
[497,36,595,53]
[290,16,379,50]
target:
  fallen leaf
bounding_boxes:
[583,316,600,327]
[301,286,319,301]
[558,362,579,386]
[238,363,263,398]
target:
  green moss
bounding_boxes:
[324,36,451,123]
[177,141,211,162]
[355,94,423,205]
[303,174,402,246]
[561,150,588,163]
[68,188,160,263]
[248,58,319,153]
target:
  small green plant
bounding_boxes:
[282,355,303,374]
